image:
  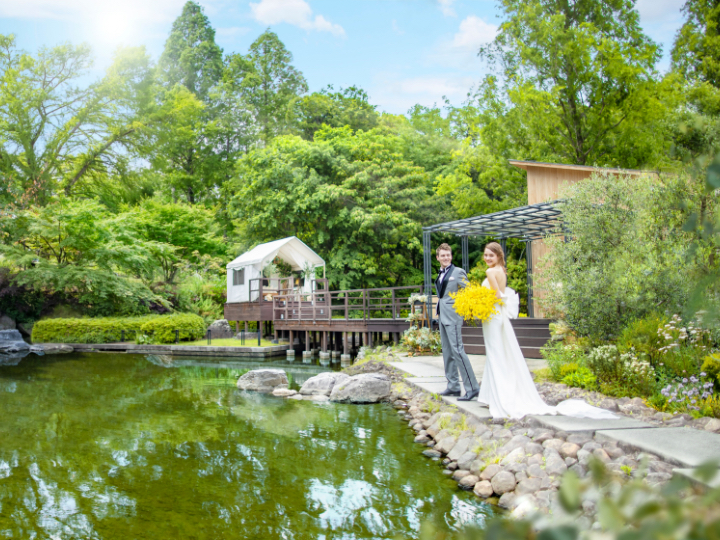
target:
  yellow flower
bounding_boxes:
[449,282,503,325]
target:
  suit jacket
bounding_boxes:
[435,264,468,326]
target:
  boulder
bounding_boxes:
[236,369,288,392]
[300,372,350,396]
[498,492,516,509]
[39,344,73,354]
[458,474,480,490]
[436,435,457,455]
[515,478,542,496]
[207,319,234,339]
[452,470,471,481]
[17,322,33,338]
[499,435,532,456]
[559,442,581,460]
[447,437,472,461]
[473,480,493,498]
[705,418,720,433]
[501,447,526,466]
[0,330,29,353]
[491,471,517,495]
[0,315,15,330]
[456,451,478,471]
[480,463,502,481]
[545,456,568,476]
[542,439,564,452]
[329,373,392,403]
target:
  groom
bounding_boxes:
[434,243,479,401]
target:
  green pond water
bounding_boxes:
[0,352,492,539]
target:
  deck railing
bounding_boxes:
[249,277,329,303]
[272,285,421,321]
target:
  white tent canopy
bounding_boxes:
[226,237,325,303]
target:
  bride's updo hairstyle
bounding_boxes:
[485,242,506,272]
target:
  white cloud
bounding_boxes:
[452,15,498,50]
[438,0,456,17]
[249,0,345,37]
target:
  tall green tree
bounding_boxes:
[290,85,379,140]
[478,0,677,168]
[0,36,151,207]
[230,126,449,289]
[227,30,307,144]
[673,0,720,87]
[157,1,223,99]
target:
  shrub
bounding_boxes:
[32,313,206,344]
[659,372,715,413]
[617,312,669,362]
[586,345,623,386]
[701,354,720,390]
[33,315,159,343]
[541,342,587,381]
[139,313,206,344]
[561,365,597,390]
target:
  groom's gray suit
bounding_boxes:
[436,264,479,394]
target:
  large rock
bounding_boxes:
[207,319,234,339]
[39,344,74,354]
[501,447,527,466]
[474,480,493,498]
[491,470,517,495]
[0,330,29,353]
[458,474,480,490]
[447,437,472,461]
[329,373,391,403]
[300,372,350,396]
[0,315,16,330]
[236,369,288,392]
[499,435,532,456]
[436,435,457,455]
[17,322,33,338]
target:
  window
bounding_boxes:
[233,268,245,286]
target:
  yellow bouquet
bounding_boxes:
[449,282,503,326]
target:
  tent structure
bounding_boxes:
[226,237,326,303]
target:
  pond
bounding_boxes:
[0,352,492,539]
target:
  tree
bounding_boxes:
[0,198,163,315]
[478,0,677,168]
[290,86,379,140]
[227,30,308,144]
[157,1,223,99]
[0,36,151,207]
[673,0,720,87]
[132,200,227,283]
[230,126,449,289]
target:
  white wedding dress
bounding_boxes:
[477,279,617,420]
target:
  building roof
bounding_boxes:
[508,159,648,176]
[226,236,325,269]
[422,201,564,240]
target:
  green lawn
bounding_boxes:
[177,338,281,348]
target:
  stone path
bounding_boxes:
[390,352,720,484]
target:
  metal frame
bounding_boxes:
[422,201,564,318]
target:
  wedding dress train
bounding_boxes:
[477,280,616,420]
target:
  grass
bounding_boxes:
[175,338,279,348]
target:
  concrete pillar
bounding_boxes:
[286,349,296,362]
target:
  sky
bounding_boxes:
[0,0,688,115]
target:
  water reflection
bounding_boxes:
[0,353,492,538]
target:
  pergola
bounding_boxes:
[422,200,565,317]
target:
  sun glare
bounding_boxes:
[90,5,137,47]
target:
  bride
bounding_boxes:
[477,242,616,420]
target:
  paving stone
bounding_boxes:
[596,427,720,468]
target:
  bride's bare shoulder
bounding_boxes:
[486,267,503,277]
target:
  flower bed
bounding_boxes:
[541,312,720,419]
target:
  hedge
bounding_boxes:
[32,313,206,344]
[139,313,206,344]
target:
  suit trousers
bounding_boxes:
[440,322,478,393]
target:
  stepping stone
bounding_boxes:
[406,376,448,384]
[596,427,720,468]
[672,468,720,489]
[528,415,652,433]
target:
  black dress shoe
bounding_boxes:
[457,389,479,401]
[439,388,461,397]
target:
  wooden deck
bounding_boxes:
[225,282,552,356]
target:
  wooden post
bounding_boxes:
[322,331,327,353]
[289,330,294,348]
[391,289,396,319]
[305,331,310,351]
[257,321,261,346]
[352,332,356,350]
[235,321,239,333]
[368,331,373,348]
[245,321,249,333]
